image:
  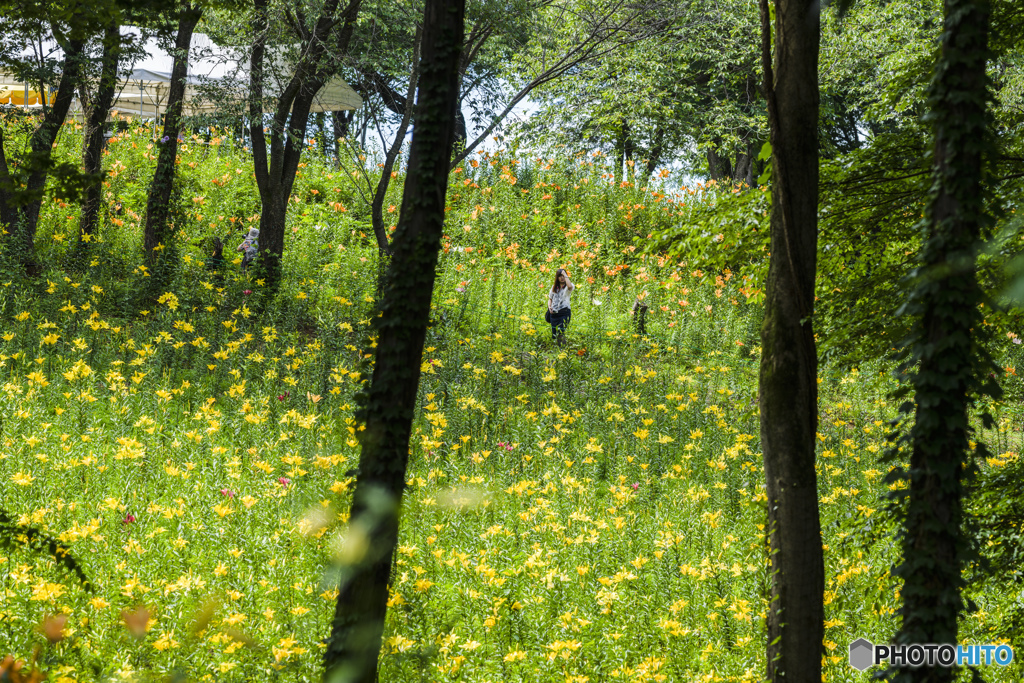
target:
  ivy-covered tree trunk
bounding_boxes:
[77,20,121,249]
[757,0,823,680]
[144,1,202,262]
[892,1,994,681]
[322,0,464,681]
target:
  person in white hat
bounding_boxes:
[236,227,259,269]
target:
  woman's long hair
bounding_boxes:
[551,268,567,292]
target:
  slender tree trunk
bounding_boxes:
[454,104,467,152]
[757,0,823,680]
[143,2,202,261]
[641,125,666,185]
[370,26,421,254]
[315,111,327,156]
[623,119,635,183]
[3,35,87,272]
[78,20,121,249]
[614,118,626,185]
[323,1,464,680]
[893,2,992,682]
[332,110,354,165]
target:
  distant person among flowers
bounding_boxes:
[236,228,259,270]
[547,268,575,344]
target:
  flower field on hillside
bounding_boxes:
[1,118,1022,682]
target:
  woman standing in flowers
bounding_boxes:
[236,227,259,270]
[547,268,575,345]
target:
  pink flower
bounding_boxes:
[220,488,235,498]
[122,514,136,524]
[243,289,252,295]
[631,483,639,491]
[278,477,291,487]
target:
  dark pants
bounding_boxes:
[550,307,571,342]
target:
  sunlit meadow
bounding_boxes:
[1,114,1022,682]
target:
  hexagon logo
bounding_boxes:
[849,638,874,671]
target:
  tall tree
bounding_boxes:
[248,0,361,287]
[889,0,997,680]
[322,0,463,680]
[76,19,122,250]
[517,0,763,184]
[143,1,204,262]
[0,7,89,273]
[757,0,823,679]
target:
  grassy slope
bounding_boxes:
[0,117,1021,682]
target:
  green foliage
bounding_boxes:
[516,0,765,180]
[647,184,769,304]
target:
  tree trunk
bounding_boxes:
[3,35,87,272]
[143,2,202,262]
[454,104,467,153]
[323,0,464,680]
[370,27,421,255]
[77,20,121,249]
[893,2,992,682]
[757,0,823,681]
[614,119,626,185]
[706,145,731,182]
[249,0,361,288]
[332,110,353,165]
[732,144,755,187]
[641,125,666,185]
[622,120,635,184]
[0,131,18,234]
[315,111,327,156]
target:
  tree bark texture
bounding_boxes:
[249,0,361,287]
[707,146,731,182]
[757,0,823,680]
[323,0,464,681]
[732,143,755,187]
[144,2,202,261]
[893,2,991,681]
[78,20,122,246]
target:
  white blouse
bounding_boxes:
[549,283,573,311]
